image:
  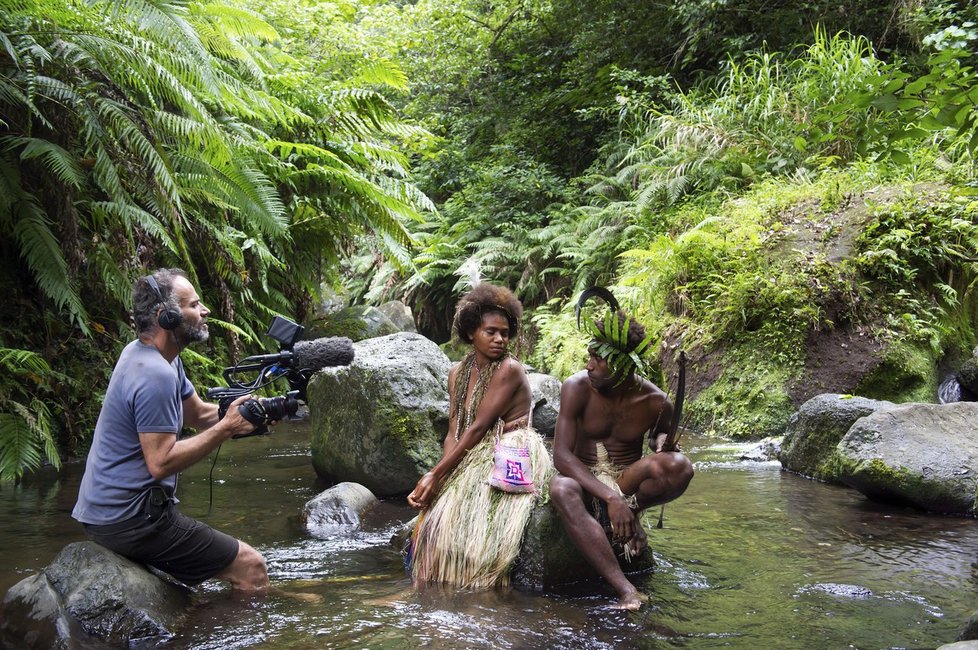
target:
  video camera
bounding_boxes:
[206,316,354,438]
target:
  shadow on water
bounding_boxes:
[2,425,977,649]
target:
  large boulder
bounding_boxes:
[315,305,400,341]
[301,482,378,538]
[308,332,450,496]
[378,300,417,333]
[0,542,191,648]
[829,402,978,514]
[958,346,978,396]
[528,372,561,438]
[779,394,894,481]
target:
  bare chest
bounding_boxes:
[578,396,657,443]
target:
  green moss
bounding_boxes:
[309,307,369,341]
[856,338,938,403]
[687,347,796,439]
[824,455,974,511]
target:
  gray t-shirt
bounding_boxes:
[72,339,194,525]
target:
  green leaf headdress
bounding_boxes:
[575,287,654,385]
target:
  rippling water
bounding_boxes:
[2,425,976,649]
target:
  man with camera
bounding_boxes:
[72,268,269,591]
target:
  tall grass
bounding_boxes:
[619,28,891,208]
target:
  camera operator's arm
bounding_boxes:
[140,394,254,480]
[183,391,220,430]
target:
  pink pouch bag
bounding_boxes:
[487,431,536,494]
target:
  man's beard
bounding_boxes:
[179,322,209,345]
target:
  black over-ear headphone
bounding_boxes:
[145,275,182,331]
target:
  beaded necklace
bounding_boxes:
[451,351,509,441]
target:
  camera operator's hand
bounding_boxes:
[220,394,260,439]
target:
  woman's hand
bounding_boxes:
[407,472,439,509]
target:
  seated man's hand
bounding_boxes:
[653,432,681,453]
[607,496,636,543]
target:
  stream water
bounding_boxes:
[1,422,976,649]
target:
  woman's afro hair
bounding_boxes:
[453,283,523,344]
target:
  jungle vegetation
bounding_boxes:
[1,0,976,478]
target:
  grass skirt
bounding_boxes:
[410,427,553,588]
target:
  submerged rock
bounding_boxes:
[301,482,379,537]
[392,504,655,591]
[512,505,654,591]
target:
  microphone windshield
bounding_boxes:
[292,337,355,371]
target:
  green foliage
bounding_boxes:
[0,348,63,480]
[855,190,978,348]
[0,0,433,470]
[614,29,894,209]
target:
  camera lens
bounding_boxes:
[256,393,299,421]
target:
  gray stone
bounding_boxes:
[378,300,417,333]
[528,372,561,438]
[316,284,348,316]
[316,305,400,342]
[302,482,379,537]
[393,506,655,591]
[778,393,894,481]
[308,332,450,496]
[513,505,654,591]
[0,542,190,648]
[940,643,978,650]
[959,352,978,395]
[831,402,978,514]
[960,611,978,641]
[740,437,782,462]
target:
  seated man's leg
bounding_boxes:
[618,451,694,510]
[614,452,694,557]
[549,474,647,610]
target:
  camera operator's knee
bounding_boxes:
[224,541,268,591]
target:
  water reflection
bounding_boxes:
[2,424,977,649]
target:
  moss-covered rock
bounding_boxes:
[856,338,939,404]
[312,305,400,342]
[307,333,450,496]
[779,394,894,481]
[683,348,796,440]
[827,402,978,514]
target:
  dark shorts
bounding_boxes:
[84,507,239,586]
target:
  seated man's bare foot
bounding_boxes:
[613,589,649,611]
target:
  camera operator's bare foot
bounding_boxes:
[613,589,649,611]
[269,585,323,604]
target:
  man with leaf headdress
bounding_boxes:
[550,288,694,610]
